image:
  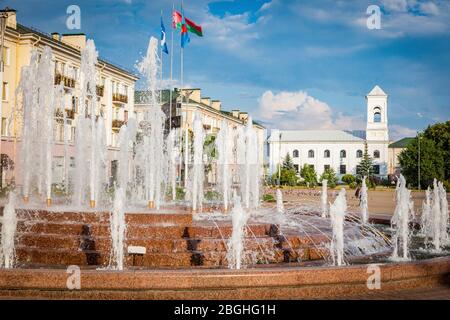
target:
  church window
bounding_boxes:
[324,164,330,172]
[373,165,380,175]
[340,165,346,174]
[356,150,363,158]
[373,150,380,158]
[324,150,330,158]
[374,107,382,123]
[340,150,346,158]
[308,150,314,158]
[293,149,299,158]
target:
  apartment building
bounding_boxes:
[0,11,138,185]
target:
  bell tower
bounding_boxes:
[366,85,389,141]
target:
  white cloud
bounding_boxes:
[382,0,409,12]
[389,124,417,140]
[420,2,440,15]
[257,90,364,130]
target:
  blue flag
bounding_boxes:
[161,15,169,54]
[181,7,190,48]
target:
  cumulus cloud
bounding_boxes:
[257,90,365,130]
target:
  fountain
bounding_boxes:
[321,179,328,217]
[329,188,347,266]
[167,128,179,201]
[191,110,205,212]
[109,187,126,270]
[391,175,413,260]
[360,177,369,224]
[216,119,232,211]
[227,193,249,269]
[0,193,17,268]
[237,117,260,209]
[136,36,167,210]
[276,189,284,214]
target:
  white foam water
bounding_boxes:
[329,188,347,266]
[0,193,17,268]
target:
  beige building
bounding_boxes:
[135,88,266,183]
[1,11,138,185]
[388,137,414,176]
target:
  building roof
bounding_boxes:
[367,85,387,97]
[13,24,138,80]
[269,130,366,142]
[389,137,414,148]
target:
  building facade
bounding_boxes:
[1,11,138,186]
[135,88,266,184]
[388,137,414,176]
[267,86,391,180]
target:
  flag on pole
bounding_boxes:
[173,10,203,37]
[161,15,169,54]
[180,8,190,48]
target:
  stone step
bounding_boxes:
[14,246,315,268]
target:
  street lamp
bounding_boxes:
[0,7,16,188]
[417,131,421,190]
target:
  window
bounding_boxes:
[2,82,8,101]
[340,150,346,158]
[294,164,299,173]
[340,165,346,174]
[374,107,382,123]
[308,150,314,158]
[356,150,363,158]
[324,164,330,172]
[373,150,380,158]
[324,150,330,158]
[293,149,299,158]
[52,156,65,184]
[1,117,6,136]
[373,165,380,175]
[2,47,10,66]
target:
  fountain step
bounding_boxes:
[11,210,193,225]
[14,246,314,268]
[11,221,274,239]
[16,232,280,254]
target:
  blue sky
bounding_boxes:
[2,0,450,139]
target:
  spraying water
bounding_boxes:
[191,110,205,212]
[276,189,284,214]
[167,128,179,201]
[237,117,260,209]
[0,193,17,268]
[216,120,232,211]
[136,37,167,209]
[321,180,328,218]
[227,193,249,269]
[329,188,347,266]
[391,175,413,260]
[422,180,449,251]
[109,187,126,270]
[360,177,369,224]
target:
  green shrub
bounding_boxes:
[341,174,356,185]
[319,168,338,188]
[204,190,220,201]
[349,182,357,189]
[263,194,275,202]
[443,180,450,192]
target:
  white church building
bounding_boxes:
[267,86,390,180]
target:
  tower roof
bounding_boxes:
[367,85,387,97]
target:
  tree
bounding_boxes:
[341,174,355,185]
[271,168,297,186]
[423,121,450,181]
[300,164,318,187]
[358,141,374,178]
[398,136,445,189]
[282,153,294,170]
[320,168,338,188]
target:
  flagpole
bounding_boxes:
[181,0,189,189]
[169,4,174,133]
[160,10,163,108]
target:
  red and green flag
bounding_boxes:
[172,10,203,37]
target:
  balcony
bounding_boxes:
[112,93,128,104]
[96,85,105,97]
[55,73,76,88]
[112,119,125,130]
[55,109,76,120]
